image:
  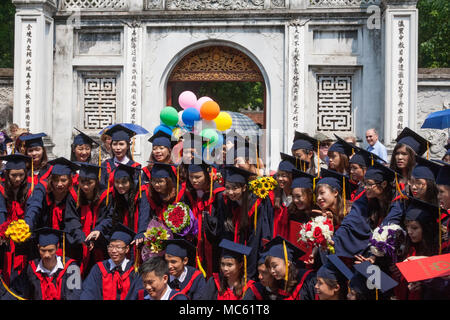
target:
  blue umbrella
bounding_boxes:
[421,109,450,130]
[99,123,149,135]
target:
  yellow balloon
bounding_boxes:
[214,111,233,132]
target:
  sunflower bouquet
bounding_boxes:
[4,219,31,244]
[248,176,278,199]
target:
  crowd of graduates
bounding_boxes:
[0,122,449,301]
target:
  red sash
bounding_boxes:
[179,270,203,297]
[142,166,151,182]
[212,273,253,300]
[285,269,314,300]
[273,204,288,239]
[247,283,264,300]
[27,165,53,185]
[29,259,75,300]
[106,161,141,186]
[97,262,134,300]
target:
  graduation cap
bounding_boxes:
[262,236,306,264]
[73,128,99,147]
[48,157,80,176]
[0,153,31,170]
[148,130,174,149]
[317,255,352,284]
[405,196,440,225]
[114,162,142,180]
[188,155,211,173]
[412,156,441,181]
[435,160,450,186]
[364,161,397,183]
[104,124,136,142]
[317,168,351,197]
[328,134,354,156]
[223,165,253,184]
[35,227,64,247]
[349,147,386,168]
[164,239,195,259]
[278,152,298,172]
[395,127,431,157]
[149,162,175,180]
[352,261,399,294]
[292,131,319,152]
[291,168,315,189]
[257,251,268,265]
[19,132,46,148]
[78,163,104,180]
[110,223,136,246]
[219,239,252,261]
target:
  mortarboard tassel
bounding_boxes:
[439,207,442,255]
[352,148,355,156]
[98,147,102,181]
[244,254,247,285]
[376,288,379,300]
[283,240,289,292]
[63,232,66,268]
[106,175,110,206]
[31,160,35,193]
[371,154,374,166]
[76,184,81,208]
[342,176,347,216]
[176,165,180,198]
[138,173,142,199]
[0,276,27,300]
[254,202,258,232]
[303,161,306,172]
[134,246,140,273]
[317,141,321,177]
[426,142,430,160]
[209,169,214,215]
[313,177,317,205]
[394,173,407,200]
[196,251,206,278]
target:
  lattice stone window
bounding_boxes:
[80,72,118,130]
[316,75,353,132]
[60,0,128,10]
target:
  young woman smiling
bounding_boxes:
[20,133,53,187]
[141,131,174,185]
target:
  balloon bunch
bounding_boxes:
[157,91,233,151]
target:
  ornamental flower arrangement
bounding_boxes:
[0,221,10,246]
[141,219,173,262]
[298,216,335,253]
[248,176,277,199]
[213,171,224,186]
[163,202,198,237]
[4,219,31,244]
[369,224,406,262]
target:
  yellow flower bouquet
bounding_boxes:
[4,219,31,243]
[248,176,277,199]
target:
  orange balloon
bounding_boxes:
[200,100,220,121]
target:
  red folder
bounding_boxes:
[395,253,450,282]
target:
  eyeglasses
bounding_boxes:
[363,181,380,188]
[107,245,127,251]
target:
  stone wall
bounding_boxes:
[0,69,14,130]
[416,68,450,159]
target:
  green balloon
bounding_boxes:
[160,106,179,127]
[201,128,219,147]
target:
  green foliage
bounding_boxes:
[0,1,15,68]
[417,0,450,68]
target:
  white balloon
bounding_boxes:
[177,110,185,127]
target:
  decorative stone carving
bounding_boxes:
[310,0,380,6]
[169,46,263,82]
[316,75,353,132]
[61,0,128,10]
[166,0,265,10]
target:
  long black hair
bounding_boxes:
[112,176,137,228]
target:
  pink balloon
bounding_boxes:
[195,96,213,111]
[178,91,197,110]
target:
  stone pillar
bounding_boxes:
[382,0,418,147]
[12,0,56,155]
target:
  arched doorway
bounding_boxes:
[166,45,266,129]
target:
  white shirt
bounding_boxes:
[36,256,64,277]
[108,258,130,272]
[146,286,172,300]
[114,156,130,166]
[169,267,188,284]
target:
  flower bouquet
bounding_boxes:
[4,219,31,244]
[248,176,277,199]
[141,218,173,262]
[163,202,198,237]
[298,216,335,253]
[213,171,224,186]
[0,221,10,246]
[369,224,406,262]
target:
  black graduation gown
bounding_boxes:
[64,186,113,276]
[168,266,206,300]
[217,193,274,280]
[183,182,225,277]
[200,273,254,300]
[8,257,81,300]
[79,259,143,300]
[243,282,282,300]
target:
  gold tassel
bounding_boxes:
[439,207,442,255]
[209,169,213,202]
[0,276,27,300]
[342,176,346,216]
[31,159,34,193]
[395,173,407,199]
[98,147,102,181]
[134,247,140,273]
[317,141,321,177]
[176,165,180,197]
[106,176,110,206]
[371,155,374,166]
[254,202,258,232]
[313,177,317,205]
[283,240,289,292]
[76,185,81,208]
[426,142,430,160]
[196,253,206,278]
[376,288,379,300]
[138,173,142,199]
[244,254,247,285]
[352,148,355,156]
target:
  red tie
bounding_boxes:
[42,275,58,300]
